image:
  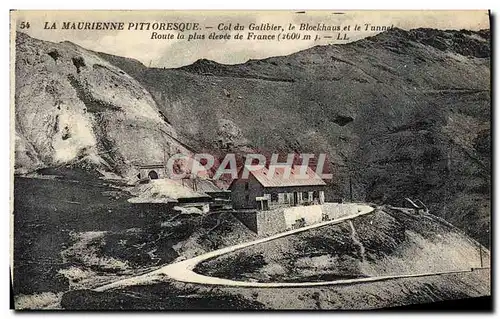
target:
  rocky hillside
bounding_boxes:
[100,28,491,245]
[14,28,491,245]
[55,206,490,310]
[196,207,490,282]
[14,33,192,178]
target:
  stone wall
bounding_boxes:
[322,203,362,220]
[234,203,366,236]
[256,210,287,236]
[233,210,287,236]
[234,211,259,233]
[282,205,323,229]
[282,203,365,229]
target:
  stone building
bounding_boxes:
[229,166,327,210]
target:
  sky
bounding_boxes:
[11,10,490,68]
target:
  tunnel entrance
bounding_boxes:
[148,170,159,180]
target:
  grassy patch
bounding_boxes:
[13,168,175,297]
[196,252,267,280]
[195,208,485,283]
[13,168,259,306]
[15,292,63,310]
[352,209,407,260]
[60,282,266,310]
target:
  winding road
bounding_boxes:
[95,203,487,292]
[96,204,375,291]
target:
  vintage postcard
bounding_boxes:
[10,10,491,310]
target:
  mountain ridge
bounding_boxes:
[14,28,491,245]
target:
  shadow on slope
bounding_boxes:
[195,207,488,283]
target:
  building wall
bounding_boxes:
[230,174,264,209]
[230,175,330,209]
[264,185,328,206]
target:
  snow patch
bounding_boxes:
[51,110,97,163]
[128,178,209,203]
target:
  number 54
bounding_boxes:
[19,22,30,29]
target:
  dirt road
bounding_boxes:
[95,204,490,291]
[95,204,375,291]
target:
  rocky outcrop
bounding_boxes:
[14,33,190,177]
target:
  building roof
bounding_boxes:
[179,178,228,193]
[234,166,327,188]
[128,178,210,204]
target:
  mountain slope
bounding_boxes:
[196,207,489,282]
[99,28,490,244]
[14,28,491,245]
[14,33,191,177]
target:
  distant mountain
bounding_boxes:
[14,28,490,245]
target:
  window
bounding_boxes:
[245,182,249,190]
[278,193,285,203]
[271,192,278,202]
[303,191,309,201]
[245,194,249,203]
[313,191,319,204]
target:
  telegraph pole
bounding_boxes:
[479,244,484,268]
[349,172,353,202]
[163,145,167,177]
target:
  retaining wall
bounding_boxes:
[322,203,364,220]
[256,210,287,236]
[234,203,367,236]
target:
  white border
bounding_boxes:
[2,1,497,318]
